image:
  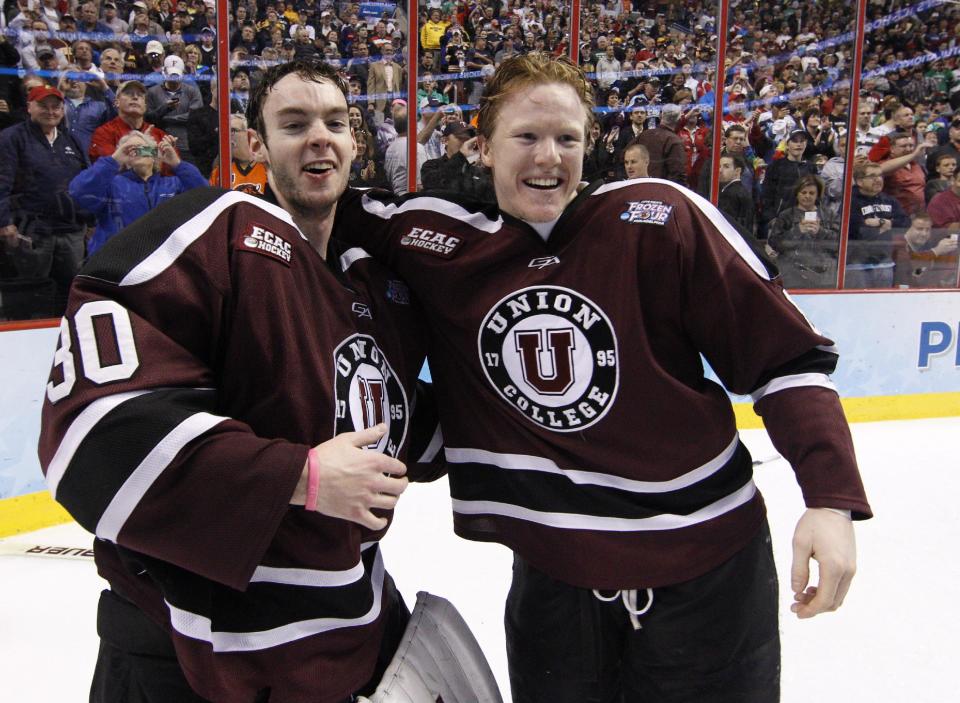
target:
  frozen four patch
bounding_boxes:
[620,200,673,225]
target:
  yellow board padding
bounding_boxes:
[2,391,958,537]
[734,391,960,429]
[0,490,73,538]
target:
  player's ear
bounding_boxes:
[249,129,267,163]
[478,135,493,169]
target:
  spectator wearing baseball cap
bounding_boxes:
[145,55,203,165]
[761,129,817,227]
[88,80,173,171]
[421,120,492,200]
[0,83,90,316]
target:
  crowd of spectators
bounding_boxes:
[2,0,960,321]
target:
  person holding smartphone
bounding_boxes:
[69,131,207,254]
[768,174,841,288]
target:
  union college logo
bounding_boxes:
[478,286,619,431]
[333,334,409,457]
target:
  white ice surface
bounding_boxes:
[1,417,957,701]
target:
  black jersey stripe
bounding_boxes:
[79,187,229,284]
[79,189,303,285]
[446,441,755,521]
[54,388,219,533]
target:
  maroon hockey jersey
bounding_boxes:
[340,178,872,590]
[37,188,430,702]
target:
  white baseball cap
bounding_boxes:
[163,54,185,77]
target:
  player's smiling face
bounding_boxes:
[480,82,588,223]
[251,74,355,221]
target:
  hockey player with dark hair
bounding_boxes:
[341,52,873,703]
[38,59,454,703]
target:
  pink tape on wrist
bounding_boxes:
[305,448,320,512]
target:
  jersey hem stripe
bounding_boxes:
[166,546,386,652]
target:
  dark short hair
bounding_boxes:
[247,59,349,144]
[719,151,748,173]
[724,124,747,137]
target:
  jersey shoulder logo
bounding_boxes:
[238,223,293,265]
[333,334,409,457]
[399,227,462,258]
[620,200,673,226]
[478,286,619,432]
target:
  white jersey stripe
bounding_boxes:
[360,193,504,233]
[46,389,153,498]
[251,541,380,587]
[167,546,386,652]
[96,412,228,542]
[251,562,365,587]
[445,435,739,493]
[339,246,371,271]
[452,480,757,532]
[120,191,302,287]
[417,424,444,464]
[751,373,837,403]
[591,178,771,280]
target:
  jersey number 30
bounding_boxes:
[47,301,141,403]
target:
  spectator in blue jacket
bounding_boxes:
[69,131,207,255]
[58,66,116,156]
[0,85,91,316]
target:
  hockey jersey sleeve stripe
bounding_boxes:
[451,480,757,533]
[96,412,229,542]
[592,178,772,281]
[360,192,504,233]
[750,372,837,404]
[53,388,221,534]
[116,191,301,287]
[166,547,386,652]
[339,246,371,271]
[445,434,739,493]
[46,389,154,499]
[417,425,444,464]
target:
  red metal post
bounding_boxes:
[709,0,731,205]
[569,0,581,65]
[216,2,232,190]
[407,5,419,194]
[836,0,870,290]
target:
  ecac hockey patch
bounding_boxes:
[399,227,462,258]
[238,223,293,265]
[620,200,673,225]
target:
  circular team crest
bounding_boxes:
[333,334,409,457]
[478,286,619,432]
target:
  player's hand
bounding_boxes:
[298,424,408,530]
[790,508,856,619]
